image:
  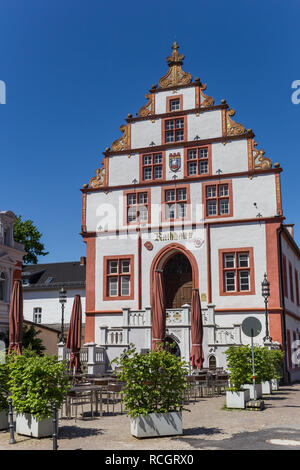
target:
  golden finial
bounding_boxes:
[158,41,192,89]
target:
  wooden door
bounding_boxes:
[163,254,193,308]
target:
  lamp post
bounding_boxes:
[261,273,272,342]
[59,287,67,343]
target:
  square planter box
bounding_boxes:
[16,413,54,438]
[130,412,182,438]
[0,410,8,430]
[226,390,250,409]
[262,381,272,395]
[271,379,279,391]
[241,383,262,399]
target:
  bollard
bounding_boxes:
[52,402,58,450]
[8,398,16,444]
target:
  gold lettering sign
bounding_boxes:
[153,232,194,241]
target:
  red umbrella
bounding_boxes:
[151,270,166,350]
[66,294,82,372]
[8,279,23,355]
[190,288,204,369]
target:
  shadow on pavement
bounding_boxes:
[181,426,224,436]
[58,425,103,439]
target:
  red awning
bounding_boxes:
[190,288,204,369]
[9,279,23,355]
[66,294,82,372]
[151,270,166,350]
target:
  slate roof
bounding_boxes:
[22,260,86,290]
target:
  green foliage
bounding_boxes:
[225,345,253,391]
[22,324,46,356]
[0,362,9,411]
[112,345,190,418]
[225,345,284,391]
[268,349,284,380]
[13,216,49,264]
[7,351,71,420]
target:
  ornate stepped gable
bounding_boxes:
[85,42,274,189]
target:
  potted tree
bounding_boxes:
[7,351,70,438]
[0,362,9,430]
[258,347,275,395]
[225,345,252,408]
[112,345,190,438]
[268,349,284,391]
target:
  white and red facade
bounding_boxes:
[81,43,300,382]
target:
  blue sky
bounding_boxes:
[1,0,299,262]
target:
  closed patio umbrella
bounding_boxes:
[151,270,166,350]
[66,294,82,372]
[8,279,23,355]
[190,288,204,369]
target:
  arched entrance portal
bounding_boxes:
[150,243,199,296]
[150,243,199,351]
[163,253,192,308]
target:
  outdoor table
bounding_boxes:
[66,384,105,419]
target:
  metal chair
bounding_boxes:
[106,383,124,415]
[66,389,94,421]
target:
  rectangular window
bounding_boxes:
[170,99,180,111]
[162,185,190,222]
[289,262,294,303]
[282,255,288,299]
[219,248,255,295]
[163,117,186,143]
[104,256,134,300]
[295,269,299,307]
[203,181,233,218]
[166,95,183,112]
[125,190,150,225]
[33,307,42,324]
[186,147,210,177]
[141,153,164,182]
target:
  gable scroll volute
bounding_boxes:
[226,109,246,136]
[199,84,214,107]
[89,158,108,188]
[249,140,272,170]
[138,93,154,117]
[111,124,131,152]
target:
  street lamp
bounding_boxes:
[261,273,272,342]
[59,287,67,343]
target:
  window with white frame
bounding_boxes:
[106,258,132,298]
[33,307,42,324]
[221,251,251,293]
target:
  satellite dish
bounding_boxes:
[242,317,262,338]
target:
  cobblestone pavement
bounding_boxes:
[1,384,300,451]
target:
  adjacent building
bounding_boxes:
[80,42,300,381]
[22,258,86,337]
[0,211,25,339]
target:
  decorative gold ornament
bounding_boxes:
[138,93,154,117]
[200,84,214,107]
[226,109,246,136]
[158,41,192,89]
[111,124,131,152]
[89,158,108,188]
[249,140,272,170]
